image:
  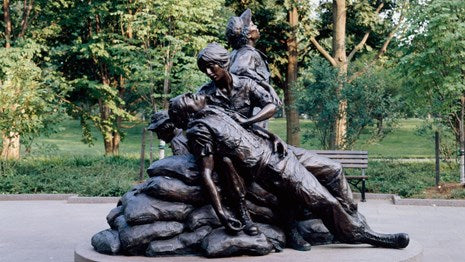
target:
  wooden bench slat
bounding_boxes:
[346,176,368,179]
[306,149,369,202]
[333,159,368,164]
[341,164,368,168]
[316,155,368,160]
[308,150,368,155]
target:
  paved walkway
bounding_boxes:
[0,199,464,262]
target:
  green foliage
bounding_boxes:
[450,188,465,199]
[366,161,459,198]
[46,0,227,152]
[298,57,403,149]
[0,40,67,145]
[415,120,458,164]
[399,0,465,138]
[1,155,461,198]
[0,156,144,196]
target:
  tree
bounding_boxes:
[127,0,226,111]
[399,0,465,183]
[298,56,403,149]
[309,0,407,148]
[53,0,225,155]
[1,0,33,159]
[1,0,67,159]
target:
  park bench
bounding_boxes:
[308,150,369,202]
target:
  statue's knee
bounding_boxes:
[222,156,233,165]
[332,161,343,175]
[326,197,340,207]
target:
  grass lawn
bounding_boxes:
[2,117,463,198]
[270,118,435,159]
[17,117,435,159]
[28,119,157,158]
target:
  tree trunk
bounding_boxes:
[3,0,11,48]
[100,101,113,155]
[1,132,20,160]
[99,76,120,156]
[18,0,33,38]
[1,0,20,160]
[285,6,300,147]
[112,129,121,155]
[332,0,348,149]
[162,47,173,110]
[460,96,465,184]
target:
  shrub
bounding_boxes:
[363,161,459,197]
[0,155,149,196]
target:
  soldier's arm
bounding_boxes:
[200,154,244,233]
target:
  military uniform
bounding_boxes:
[185,107,368,243]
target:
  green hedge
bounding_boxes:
[1,157,463,198]
[362,161,460,198]
[0,156,145,196]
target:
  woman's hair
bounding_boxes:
[226,16,249,49]
[197,43,230,70]
[168,94,191,129]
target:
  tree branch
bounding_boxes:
[299,42,313,61]
[347,2,384,62]
[18,0,34,38]
[310,36,337,67]
[348,3,406,83]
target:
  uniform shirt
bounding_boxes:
[186,107,272,172]
[170,132,189,156]
[197,74,273,119]
[230,45,281,107]
[230,45,270,83]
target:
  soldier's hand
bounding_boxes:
[225,217,244,234]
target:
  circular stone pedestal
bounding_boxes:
[75,240,423,262]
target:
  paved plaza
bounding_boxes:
[0,197,464,262]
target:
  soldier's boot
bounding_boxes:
[239,198,259,236]
[286,222,312,251]
[357,230,409,249]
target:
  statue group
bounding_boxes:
[91,9,409,258]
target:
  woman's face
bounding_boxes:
[199,62,228,82]
[248,20,260,40]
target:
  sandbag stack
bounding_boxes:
[91,155,332,258]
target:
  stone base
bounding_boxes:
[75,240,423,262]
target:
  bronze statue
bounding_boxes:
[152,43,361,250]
[226,9,281,108]
[168,93,410,250]
[147,110,189,155]
[91,10,410,258]
[196,43,279,127]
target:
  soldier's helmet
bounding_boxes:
[147,110,170,131]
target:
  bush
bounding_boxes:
[0,156,148,196]
[1,157,463,198]
[363,161,460,197]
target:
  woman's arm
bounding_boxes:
[234,103,277,126]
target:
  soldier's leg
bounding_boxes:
[221,156,259,236]
[289,146,357,213]
[268,154,408,248]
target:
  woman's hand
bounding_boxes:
[232,113,250,127]
[272,135,287,157]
